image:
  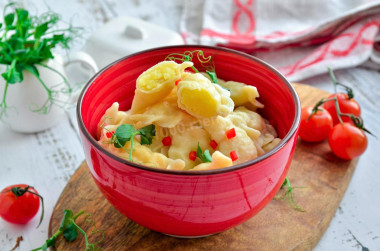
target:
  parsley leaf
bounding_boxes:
[1,64,23,83]
[196,143,212,163]
[206,70,218,84]
[35,22,50,39]
[59,209,74,231]
[63,222,78,242]
[59,210,78,242]
[138,124,156,145]
[114,124,135,148]
[23,64,39,77]
[16,8,28,23]
[4,13,15,26]
[108,123,156,161]
[206,70,230,91]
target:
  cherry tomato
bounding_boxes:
[0,184,40,225]
[322,93,361,125]
[299,106,333,142]
[328,122,368,160]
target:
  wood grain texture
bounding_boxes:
[49,84,358,251]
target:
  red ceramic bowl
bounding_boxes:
[77,45,300,237]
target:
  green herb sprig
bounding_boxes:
[275,177,305,212]
[165,50,213,73]
[165,50,229,91]
[0,3,82,119]
[100,120,156,161]
[32,209,104,251]
[196,143,212,163]
[111,124,156,161]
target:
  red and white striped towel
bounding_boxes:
[180,0,380,81]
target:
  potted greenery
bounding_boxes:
[0,3,97,133]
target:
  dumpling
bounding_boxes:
[262,138,281,153]
[168,125,210,169]
[131,141,186,170]
[257,123,281,153]
[176,73,234,118]
[98,60,280,171]
[234,107,265,130]
[229,106,281,155]
[98,136,186,170]
[97,102,133,139]
[147,125,169,155]
[227,106,267,140]
[131,61,193,113]
[228,108,262,140]
[129,89,187,129]
[200,115,257,164]
[218,81,264,110]
[192,151,232,170]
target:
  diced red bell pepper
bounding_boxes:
[209,140,218,150]
[189,151,197,161]
[106,131,114,138]
[230,151,238,161]
[175,78,182,86]
[162,136,172,146]
[226,128,236,139]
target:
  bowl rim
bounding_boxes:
[77,45,301,176]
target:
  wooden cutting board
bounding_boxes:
[49,84,358,251]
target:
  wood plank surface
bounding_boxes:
[49,84,357,251]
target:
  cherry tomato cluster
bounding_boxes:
[299,69,370,160]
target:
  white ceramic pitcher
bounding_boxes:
[0,51,98,133]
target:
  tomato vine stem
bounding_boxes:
[328,68,344,125]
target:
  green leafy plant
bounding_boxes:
[32,209,104,251]
[0,3,82,119]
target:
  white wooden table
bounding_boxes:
[1,1,379,250]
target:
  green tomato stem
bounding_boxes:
[27,190,45,228]
[328,68,344,124]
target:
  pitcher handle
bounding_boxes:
[61,51,99,104]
